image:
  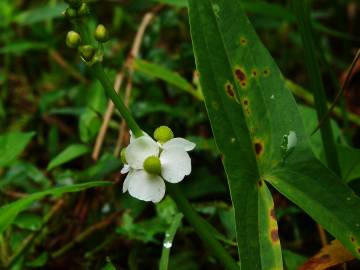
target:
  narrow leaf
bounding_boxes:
[133,59,202,100]
[13,3,67,25]
[47,144,90,170]
[0,181,111,234]
[0,132,35,167]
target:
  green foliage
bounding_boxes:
[0,132,34,167]
[0,182,110,235]
[1,0,360,269]
[47,144,90,170]
[188,1,360,269]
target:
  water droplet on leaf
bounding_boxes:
[163,241,172,248]
[280,131,297,163]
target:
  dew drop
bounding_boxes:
[280,131,297,162]
[230,137,236,143]
[163,241,172,249]
[270,94,275,100]
[287,131,297,149]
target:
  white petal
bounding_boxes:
[160,147,191,183]
[126,136,160,169]
[122,169,135,193]
[121,164,130,174]
[162,138,196,151]
[127,170,166,203]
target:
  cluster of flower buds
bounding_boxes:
[64,0,90,19]
[64,0,110,64]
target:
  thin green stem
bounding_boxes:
[159,213,183,270]
[168,185,239,270]
[312,48,360,136]
[292,0,341,176]
[91,62,143,138]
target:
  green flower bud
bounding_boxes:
[66,31,81,48]
[79,45,96,62]
[65,0,82,8]
[94,24,109,43]
[64,7,78,19]
[121,148,127,164]
[154,126,174,144]
[143,156,161,175]
[77,3,90,17]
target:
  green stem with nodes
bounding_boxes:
[91,62,143,138]
[168,185,239,270]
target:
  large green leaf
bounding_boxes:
[0,132,35,167]
[188,0,360,268]
[0,181,110,235]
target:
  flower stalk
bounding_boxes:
[90,62,143,138]
[168,185,239,270]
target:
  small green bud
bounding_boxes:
[154,126,174,144]
[66,31,81,48]
[77,3,90,17]
[64,7,78,19]
[94,24,109,43]
[65,0,82,8]
[121,148,127,164]
[79,45,96,62]
[143,156,161,175]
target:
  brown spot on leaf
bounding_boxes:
[351,236,355,242]
[257,180,263,187]
[235,68,246,82]
[225,82,235,98]
[263,68,270,76]
[254,142,263,156]
[270,229,279,242]
[270,208,276,220]
[240,37,247,45]
[252,69,258,77]
[243,99,249,106]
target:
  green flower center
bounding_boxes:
[154,126,174,144]
[143,156,161,175]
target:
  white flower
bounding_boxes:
[121,129,195,203]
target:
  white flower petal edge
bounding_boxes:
[121,164,130,174]
[160,147,191,183]
[127,170,166,203]
[126,136,159,169]
[122,168,135,193]
[162,137,196,151]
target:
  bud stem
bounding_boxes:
[91,62,143,138]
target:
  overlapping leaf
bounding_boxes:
[188,0,360,269]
